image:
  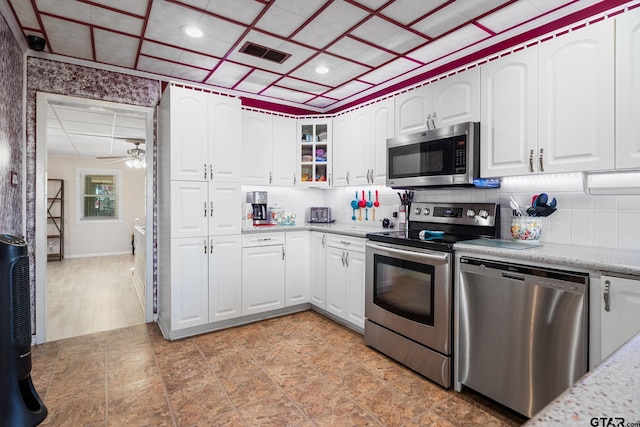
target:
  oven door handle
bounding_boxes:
[366,242,450,264]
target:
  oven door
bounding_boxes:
[365,241,452,355]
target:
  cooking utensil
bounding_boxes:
[549,197,557,208]
[352,208,356,221]
[509,196,522,216]
[351,191,359,209]
[365,208,369,221]
[372,208,375,221]
[374,190,380,207]
[359,191,367,208]
[536,193,548,206]
[358,208,362,220]
[531,195,538,207]
[367,191,373,208]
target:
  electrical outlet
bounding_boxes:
[10,171,18,187]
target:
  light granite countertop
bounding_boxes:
[525,331,640,427]
[242,222,388,239]
[454,239,640,276]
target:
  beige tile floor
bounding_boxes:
[46,255,145,342]
[31,310,526,426]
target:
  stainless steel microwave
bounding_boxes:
[386,122,479,188]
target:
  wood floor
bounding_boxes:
[45,254,145,342]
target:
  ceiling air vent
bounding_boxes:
[239,42,290,64]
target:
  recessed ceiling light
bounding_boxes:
[182,26,203,38]
[315,65,331,74]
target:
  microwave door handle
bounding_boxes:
[365,242,449,264]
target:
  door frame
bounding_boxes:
[35,92,155,344]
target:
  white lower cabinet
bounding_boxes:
[285,231,310,306]
[600,274,640,360]
[208,235,242,322]
[310,232,327,309]
[242,233,286,315]
[325,236,366,330]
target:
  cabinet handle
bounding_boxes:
[341,251,346,267]
[340,240,352,246]
[346,171,350,185]
[210,240,213,254]
[204,164,207,180]
[321,234,326,248]
[204,202,207,217]
[210,164,213,181]
[368,169,373,183]
[257,237,272,242]
[529,150,534,173]
[345,252,349,267]
[293,173,296,186]
[604,280,611,312]
[282,246,285,260]
[210,201,213,216]
[269,171,272,185]
[538,148,544,172]
[204,239,207,254]
[328,173,331,186]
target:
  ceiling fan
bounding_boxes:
[96,138,146,168]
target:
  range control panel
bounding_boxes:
[409,202,498,227]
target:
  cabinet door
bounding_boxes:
[394,85,431,135]
[616,7,640,169]
[325,247,346,319]
[285,232,310,306]
[209,181,241,235]
[242,245,285,315]
[431,67,480,127]
[370,98,394,184]
[331,114,350,186]
[345,250,365,329]
[309,232,326,309]
[538,19,615,173]
[170,87,209,181]
[272,115,297,186]
[349,108,371,186]
[242,110,273,185]
[600,275,640,360]
[170,237,209,330]
[209,235,242,322]
[481,48,538,178]
[209,95,242,182]
[170,181,208,238]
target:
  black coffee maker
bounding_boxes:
[246,191,268,225]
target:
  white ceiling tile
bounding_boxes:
[142,40,220,70]
[411,6,468,38]
[41,16,93,60]
[198,0,265,25]
[269,0,326,19]
[261,85,315,103]
[205,61,252,88]
[36,0,91,22]
[137,55,180,76]
[407,24,490,63]
[322,80,372,100]
[178,51,220,70]
[167,63,211,83]
[234,69,281,93]
[448,0,512,19]
[306,97,338,108]
[291,53,370,87]
[381,0,448,25]
[526,0,578,13]
[94,30,138,68]
[90,7,144,36]
[478,1,542,33]
[359,57,421,84]
[349,0,390,10]
[255,4,309,38]
[86,0,149,16]
[9,0,40,29]
[278,77,330,95]
[294,0,369,48]
[327,37,394,67]
[351,17,425,53]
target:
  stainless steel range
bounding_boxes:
[365,202,499,388]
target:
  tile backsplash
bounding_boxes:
[259,172,640,251]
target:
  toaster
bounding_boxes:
[309,207,333,223]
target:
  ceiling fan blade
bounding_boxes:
[105,158,131,164]
[96,156,127,159]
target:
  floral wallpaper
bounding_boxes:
[25,57,162,332]
[0,12,24,236]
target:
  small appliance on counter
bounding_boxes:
[308,207,334,223]
[246,191,269,225]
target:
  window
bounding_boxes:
[77,169,123,223]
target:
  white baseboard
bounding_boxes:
[63,251,132,259]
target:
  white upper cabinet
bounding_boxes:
[167,86,241,182]
[370,98,394,184]
[272,115,297,186]
[394,67,479,136]
[297,119,331,186]
[538,19,615,173]
[208,181,242,236]
[332,114,350,186]
[348,107,372,186]
[616,7,640,169]
[242,110,273,185]
[481,47,538,178]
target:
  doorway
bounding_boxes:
[34,93,155,343]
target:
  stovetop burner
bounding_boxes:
[366,202,500,251]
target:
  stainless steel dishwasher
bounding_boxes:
[457,257,588,418]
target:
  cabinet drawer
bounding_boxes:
[242,232,285,247]
[326,234,365,252]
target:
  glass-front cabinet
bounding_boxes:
[297,119,331,186]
